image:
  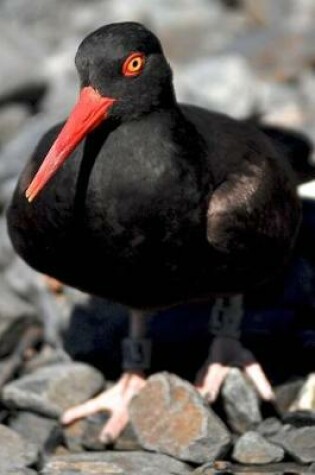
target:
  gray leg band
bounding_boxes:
[122,338,152,370]
[209,295,243,339]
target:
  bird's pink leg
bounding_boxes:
[245,362,274,400]
[195,295,275,403]
[62,370,146,443]
[196,362,230,401]
[62,310,150,443]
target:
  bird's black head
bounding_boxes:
[26,22,175,202]
[75,22,175,121]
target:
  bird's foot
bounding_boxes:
[61,370,146,443]
[195,336,275,403]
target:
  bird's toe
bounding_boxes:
[61,370,147,442]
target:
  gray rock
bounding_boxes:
[63,417,87,453]
[114,422,142,452]
[81,413,111,452]
[64,412,141,452]
[8,410,62,454]
[41,451,193,475]
[63,412,108,453]
[4,257,42,301]
[0,104,30,148]
[175,55,257,119]
[299,70,315,113]
[0,275,38,358]
[41,39,79,120]
[242,0,290,27]
[118,0,224,31]
[308,462,315,473]
[232,5,315,77]
[271,426,315,463]
[23,346,71,375]
[268,422,294,446]
[289,0,315,29]
[0,177,17,211]
[1,362,105,418]
[4,257,65,347]
[221,368,262,433]
[0,423,38,474]
[0,217,15,269]
[0,471,36,475]
[192,461,233,474]
[129,372,231,464]
[0,20,46,99]
[0,0,113,51]
[283,410,315,428]
[275,378,305,414]
[257,417,283,437]
[232,431,285,464]
[0,113,59,185]
[256,80,304,126]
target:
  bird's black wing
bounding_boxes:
[181,104,302,286]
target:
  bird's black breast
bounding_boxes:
[7,110,213,308]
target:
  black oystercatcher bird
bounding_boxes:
[7,22,302,442]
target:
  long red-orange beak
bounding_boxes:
[25,86,116,202]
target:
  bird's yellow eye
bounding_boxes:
[122,52,145,77]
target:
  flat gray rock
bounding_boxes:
[0,0,116,51]
[63,412,108,453]
[222,368,262,433]
[192,461,233,474]
[0,20,46,99]
[23,346,71,374]
[0,275,38,358]
[256,80,302,123]
[175,55,257,119]
[129,372,231,464]
[232,431,285,464]
[0,104,30,148]
[1,362,105,418]
[308,462,315,473]
[274,378,305,414]
[283,410,315,428]
[4,256,42,301]
[0,113,60,186]
[41,451,193,475]
[0,217,15,269]
[4,256,65,347]
[0,177,17,211]
[0,423,38,474]
[3,469,37,475]
[271,426,315,463]
[257,417,283,437]
[8,410,62,454]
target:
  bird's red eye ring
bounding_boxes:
[122,52,145,77]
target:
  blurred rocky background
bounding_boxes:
[0,0,314,474]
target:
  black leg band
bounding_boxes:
[209,296,243,339]
[122,338,152,370]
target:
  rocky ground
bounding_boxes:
[0,0,314,473]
